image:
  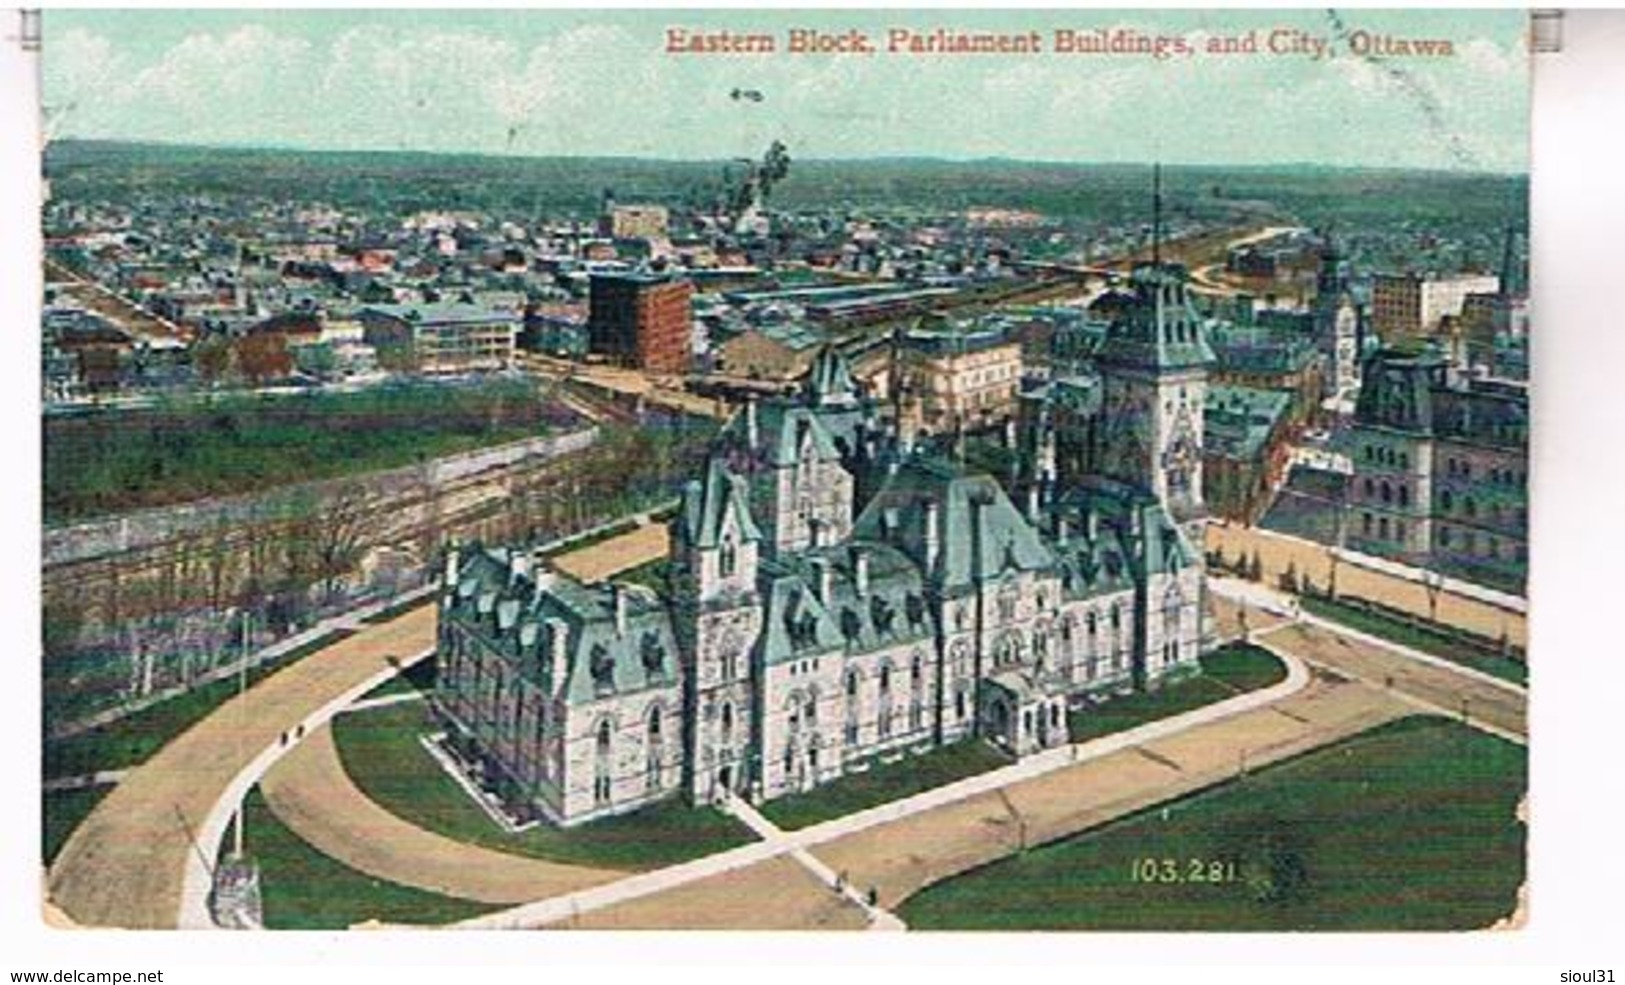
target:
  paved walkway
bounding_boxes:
[1211,577,1525,696]
[47,604,438,929]
[720,792,905,931]
[453,648,1313,929]
[260,725,621,905]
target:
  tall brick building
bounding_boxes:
[588,272,693,374]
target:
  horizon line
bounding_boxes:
[46,136,1531,180]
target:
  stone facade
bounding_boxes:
[436,343,1209,826]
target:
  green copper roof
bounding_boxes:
[1096,263,1217,373]
[445,546,681,706]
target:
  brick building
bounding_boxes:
[588,272,693,375]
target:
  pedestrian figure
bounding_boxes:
[868,886,879,907]
[296,723,305,739]
[280,731,288,747]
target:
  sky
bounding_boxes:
[43,8,1530,172]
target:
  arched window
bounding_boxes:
[597,719,613,755]
[1398,485,1409,508]
[910,652,923,690]
[1465,498,1478,519]
[846,668,859,696]
[1380,481,1392,504]
[720,538,736,578]
[1441,489,1454,511]
[879,664,892,696]
[721,702,734,744]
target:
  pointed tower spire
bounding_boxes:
[1152,162,1163,266]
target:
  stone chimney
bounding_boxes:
[1086,509,1099,541]
[745,397,760,448]
[810,557,833,606]
[923,499,940,573]
[613,584,628,637]
[1057,515,1070,546]
[854,548,870,597]
[443,547,460,590]
[1026,484,1041,524]
[545,618,570,694]
[509,551,531,585]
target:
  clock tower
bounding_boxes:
[1093,260,1216,541]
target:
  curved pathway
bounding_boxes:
[260,725,621,905]
[47,604,438,929]
[453,648,1317,929]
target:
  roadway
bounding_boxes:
[46,604,438,928]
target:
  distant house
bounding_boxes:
[357,303,520,375]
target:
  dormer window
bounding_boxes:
[590,644,614,691]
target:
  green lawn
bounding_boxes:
[44,381,565,525]
[761,740,1015,832]
[43,629,355,780]
[1302,595,1527,686]
[899,716,1527,931]
[330,701,753,869]
[240,787,498,930]
[42,784,113,865]
[1068,642,1287,743]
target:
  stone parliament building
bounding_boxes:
[433,262,1216,827]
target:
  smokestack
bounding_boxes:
[923,499,940,573]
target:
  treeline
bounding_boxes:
[44,381,576,525]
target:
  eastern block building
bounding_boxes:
[435,337,1210,827]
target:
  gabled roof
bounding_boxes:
[758,541,932,666]
[446,546,680,706]
[802,344,860,408]
[852,454,1055,590]
[1096,263,1217,373]
[683,458,763,549]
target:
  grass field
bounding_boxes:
[1302,595,1527,685]
[1068,642,1287,743]
[761,740,1014,832]
[898,716,1526,931]
[331,701,752,869]
[44,381,572,525]
[43,629,355,780]
[42,785,113,865]
[240,787,497,929]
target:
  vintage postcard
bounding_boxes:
[37,8,1529,933]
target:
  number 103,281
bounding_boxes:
[1129,857,1240,884]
